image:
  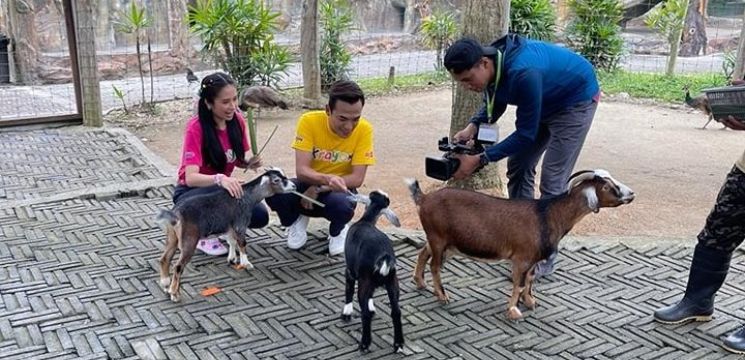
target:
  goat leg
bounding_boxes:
[429,245,449,303]
[413,245,431,290]
[521,265,537,310]
[342,269,355,322]
[225,231,238,265]
[235,228,254,270]
[386,276,405,353]
[506,262,529,320]
[169,234,197,302]
[358,279,375,352]
[159,223,179,291]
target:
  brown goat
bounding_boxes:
[406,169,635,320]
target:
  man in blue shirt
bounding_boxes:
[444,34,600,277]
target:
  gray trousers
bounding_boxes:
[506,99,597,200]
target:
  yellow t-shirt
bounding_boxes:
[292,110,375,176]
[737,150,745,173]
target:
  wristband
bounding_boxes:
[214,174,225,186]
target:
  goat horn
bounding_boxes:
[567,170,597,190]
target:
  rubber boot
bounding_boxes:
[653,244,731,324]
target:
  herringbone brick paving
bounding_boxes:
[1,187,745,359]
[0,129,165,203]
[1,126,744,359]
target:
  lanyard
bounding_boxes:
[485,50,503,122]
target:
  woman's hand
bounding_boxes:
[219,176,244,198]
[245,155,263,170]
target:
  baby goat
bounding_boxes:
[343,190,405,352]
[156,168,295,302]
[406,169,635,320]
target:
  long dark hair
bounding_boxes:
[197,72,246,172]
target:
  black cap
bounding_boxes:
[444,38,484,74]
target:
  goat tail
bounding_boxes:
[155,209,179,228]
[375,254,396,277]
[404,178,424,206]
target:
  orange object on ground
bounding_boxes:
[200,287,221,296]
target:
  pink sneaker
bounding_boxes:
[196,238,228,256]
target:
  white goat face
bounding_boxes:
[262,169,295,195]
[569,169,635,211]
[591,170,635,209]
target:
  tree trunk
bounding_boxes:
[449,0,509,191]
[301,0,322,108]
[72,0,102,126]
[168,0,190,59]
[95,1,113,50]
[680,0,707,56]
[734,9,745,81]
[666,0,689,76]
[8,0,39,84]
[403,0,418,33]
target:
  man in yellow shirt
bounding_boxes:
[654,116,745,354]
[266,80,375,255]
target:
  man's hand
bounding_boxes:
[301,186,320,210]
[453,123,478,143]
[722,115,745,131]
[452,154,481,180]
[325,175,348,193]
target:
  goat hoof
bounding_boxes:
[413,278,426,290]
[341,314,351,322]
[436,293,450,304]
[170,293,181,302]
[159,277,171,289]
[506,306,523,320]
[524,298,536,310]
[393,342,405,353]
[358,342,371,352]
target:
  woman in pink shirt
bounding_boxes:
[173,72,266,255]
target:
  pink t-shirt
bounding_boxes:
[177,112,251,185]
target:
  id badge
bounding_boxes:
[477,123,499,144]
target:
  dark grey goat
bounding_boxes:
[156,168,295,302]
[342,190,404,352]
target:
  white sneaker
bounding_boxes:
[328,224,349,256]
[286,215,309,249]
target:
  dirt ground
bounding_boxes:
[107,89,744,240]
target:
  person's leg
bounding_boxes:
[172,185,228,256]
[505,125,551,200]
[248,202,269,228]
[654,166,745,341]
[265,179,306,227]
[318,190,357,256]
[534,99,597,277]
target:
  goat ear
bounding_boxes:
[382,208,401,227]
[260,175,269,188]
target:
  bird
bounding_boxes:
[186,68,199,85]
[238,85,289,113]
[683,84,718,130]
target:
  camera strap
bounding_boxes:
[485,50,503,122]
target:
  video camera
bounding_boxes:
[425,136,495,181]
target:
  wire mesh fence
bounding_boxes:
[0,0,742,123]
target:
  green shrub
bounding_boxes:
[510,0,557,41]
[565,0,625,71]
[188,0,290,87]
[320,0,355,90]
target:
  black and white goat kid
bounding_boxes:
[342,190,405,352]
[156,168,295,302]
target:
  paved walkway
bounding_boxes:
[1,126,744,359]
